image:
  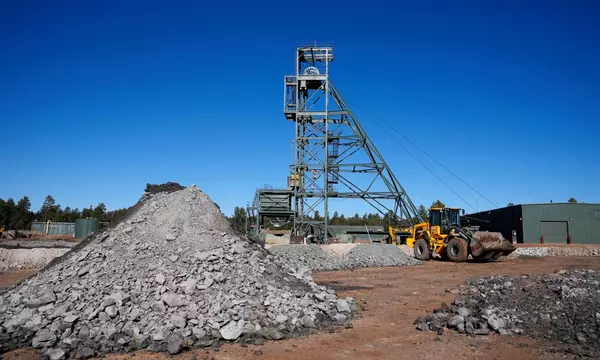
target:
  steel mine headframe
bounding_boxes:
[283,45,421,242]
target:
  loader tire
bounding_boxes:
[446,237,468,262]
[414,239,430,261]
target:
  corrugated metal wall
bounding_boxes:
[522,204,600,244]
[75,218,100,239]
[30,221,75,236]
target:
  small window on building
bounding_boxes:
[594,210,600,219]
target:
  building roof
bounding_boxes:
[467,202,600,216]
[522,202,600,206]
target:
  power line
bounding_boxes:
[348,102,498,210]
[367,116,478,212]
[339,90,498,211]
[379,120,499,209]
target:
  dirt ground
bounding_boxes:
[3,256,600,360]
[0,269,37,290]
[21,234,78,242]
[1,230,78,242]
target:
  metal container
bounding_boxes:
[75,218,100,239]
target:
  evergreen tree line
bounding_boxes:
[0,195,129,230]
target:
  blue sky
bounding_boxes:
[1,0,599,216]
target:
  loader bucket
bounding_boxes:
[469,231,516,260]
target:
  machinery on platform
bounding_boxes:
[388,207,516,262]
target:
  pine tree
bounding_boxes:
[93,203,107,221]
[431,199,446,208]
[417,205,428,222]
[331,211,340,225]
[41,195,57,221]
[230,206,247,233]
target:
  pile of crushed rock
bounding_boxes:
[507,246,600,258]
[270,244,420,272]
[414,269,600,358]
[0,184,356,359]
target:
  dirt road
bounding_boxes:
[3,256,599,360]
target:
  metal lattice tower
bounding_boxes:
[284,45,420,242]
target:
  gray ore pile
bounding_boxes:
[271,244,420,272]
[0,184,356,359]
[414,269,600,358]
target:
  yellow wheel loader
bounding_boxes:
[388,207,516,262]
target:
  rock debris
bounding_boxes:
[414,269,600,358]
[0,184,356,358]
[270,243,421,272]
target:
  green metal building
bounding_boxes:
[75,218,100,239]
[464,203,600,244]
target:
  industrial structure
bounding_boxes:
[247,45,420,242]
[245,45,524,263]
[464,203,600,244]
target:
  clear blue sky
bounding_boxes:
[1,0,599,216]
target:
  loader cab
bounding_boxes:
[429,207,462,235]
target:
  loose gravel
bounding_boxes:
[0,248,70,271]
[507,246,600,258]
[414,269,600,358]
[270,244,420,272]
[0,184,356,359]
[506,247,553,257]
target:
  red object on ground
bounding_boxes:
[541,235,545,244]
[568,235,572,244]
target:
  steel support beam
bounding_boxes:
[280,45,421,243]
